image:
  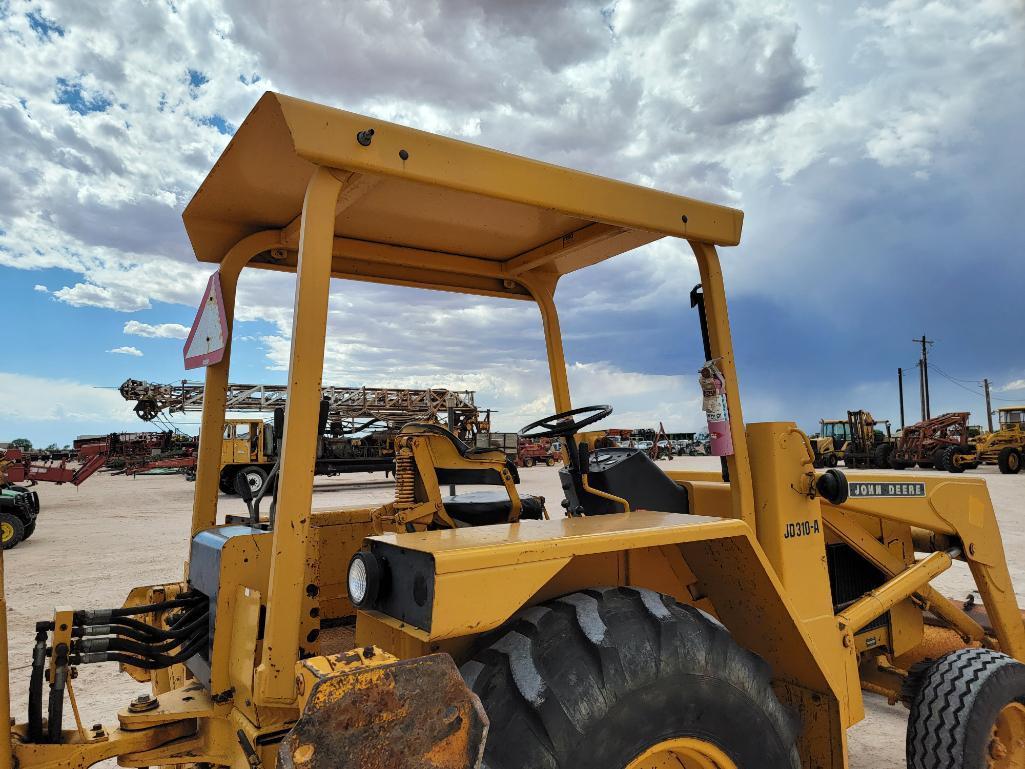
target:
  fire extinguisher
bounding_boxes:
[699,361,734,457]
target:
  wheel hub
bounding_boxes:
[1,521,12,542]
[989,701,1025,768]
[627,738,738,769]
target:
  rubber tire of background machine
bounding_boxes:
[824,453,838,468]
[998,447,1022,475]
[545,457,556,467]
[219,469,238,495]
[460,586,801,769]
[0,512,25,550]
[523,457,535,468]
[240,466,268,496]
[942,446,966,474]
[873,444,893,470]
[907,648,1025,768]
[932,448,949,470]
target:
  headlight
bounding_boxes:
[348,551,383,608]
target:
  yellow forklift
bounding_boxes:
[3,92,1025,769]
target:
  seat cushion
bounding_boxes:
[441,490,544,525]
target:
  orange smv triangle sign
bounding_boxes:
[183,272,228,370]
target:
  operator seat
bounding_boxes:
[380,423,545,530]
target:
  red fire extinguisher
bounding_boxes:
[699,361,734,457]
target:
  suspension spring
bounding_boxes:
[394,449,416,506]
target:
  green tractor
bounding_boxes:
[0,483,40,549]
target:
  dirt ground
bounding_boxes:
[4,456,1023,767]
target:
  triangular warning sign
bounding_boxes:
[183,272,228,370]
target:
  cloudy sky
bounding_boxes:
[1,0,1023,446]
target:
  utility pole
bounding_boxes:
[983,378,994,432]
[918,360,927,421]
[914,335,934,419]
[898,367,906,429]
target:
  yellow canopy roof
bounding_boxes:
[183,92,743,292]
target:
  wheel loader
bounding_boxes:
[3,92,1025,769]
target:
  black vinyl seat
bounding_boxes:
[441,491,545,526]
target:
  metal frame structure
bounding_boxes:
[119,378,480,433]
[2,92,1024,769]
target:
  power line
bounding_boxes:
[927,363,981,385]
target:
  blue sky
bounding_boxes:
[1,0,1023,447]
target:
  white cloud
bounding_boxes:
[108,345,143,356]
[53,282,150,312]
[0,0,1022,440]
[1001,379,1025,392]
[0,371,137,422]
[32,284,48,292]
[123,320,190,339]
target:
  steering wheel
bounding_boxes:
[519,405,613,439]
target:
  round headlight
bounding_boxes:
[347,551,382,608]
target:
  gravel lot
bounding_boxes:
[3,456,1022,767]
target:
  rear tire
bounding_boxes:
[907,648,1025,768]
[545,457,555,467]
[998,447,1022,475]
[523,457,535,468]
[461,586,800,768]
[239,466,268,496]
[0,512,25,550]
[873,444,893,469]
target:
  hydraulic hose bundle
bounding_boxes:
[27,590,208,743]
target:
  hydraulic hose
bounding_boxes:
[27,630,46,742]
[79,634,207,670]
[46,646,68,744]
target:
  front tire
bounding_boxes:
[0,512,25,550]
[461,587,800,768]
[942,446,965,474]
[907,648,1025,768]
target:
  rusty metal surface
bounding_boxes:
[281,653,486,769]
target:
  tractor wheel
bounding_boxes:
[998,447,1022,475]
[219,468,238,495]
[824,453,838,468]
[545,457,555,467]
[461,587,800,769]
[932,448,948,469]
[523,457,535,468]
[907,648,1025,768]
[0,513,25,550]
[239,466,268,496]
[942,446,965,474]
[890,456,910,470]
[873,444,893,469]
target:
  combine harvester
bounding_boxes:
[3,93,1025,769]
